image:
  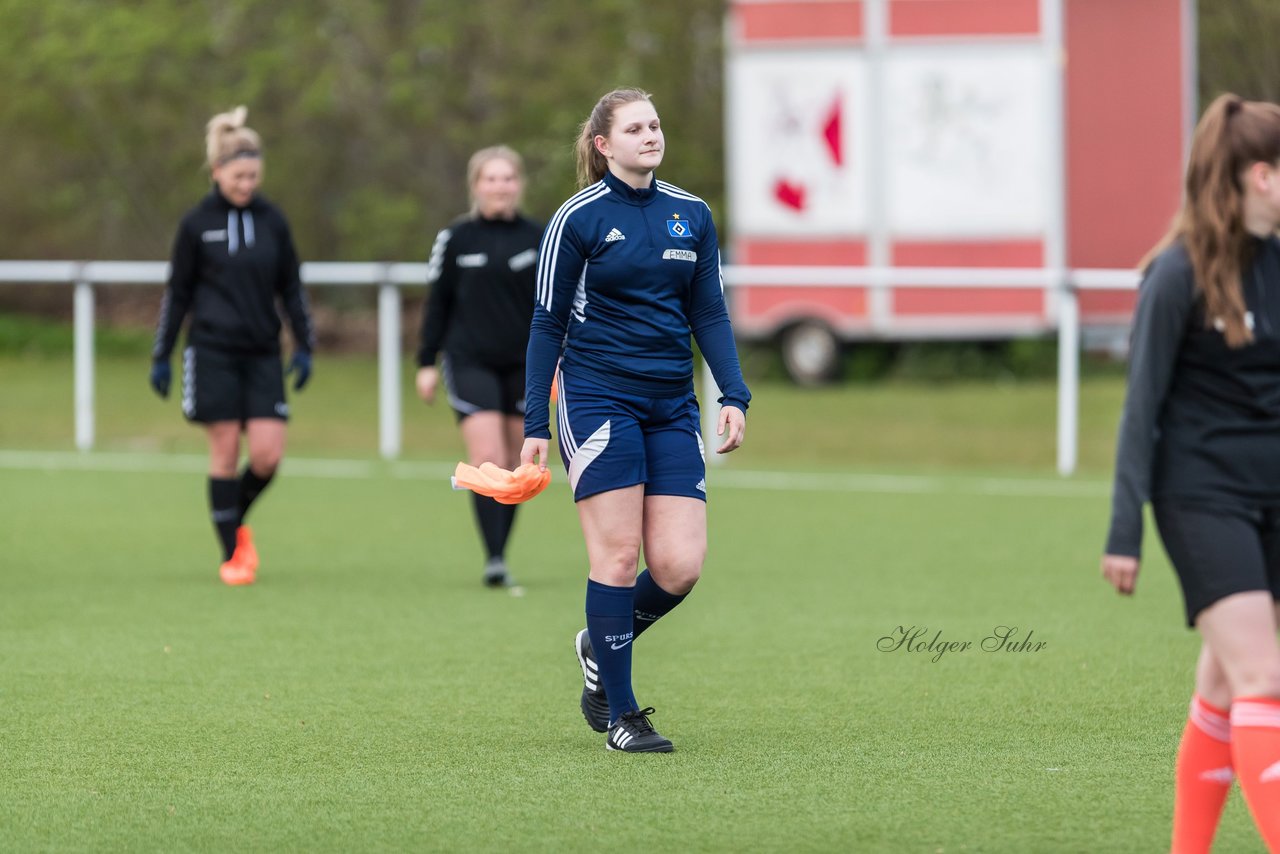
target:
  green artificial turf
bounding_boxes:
[0,350,1264,851]
[0,353,1126,475]
[0,455,1268,852]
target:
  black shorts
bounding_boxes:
[1153,499,1280,626]
[440,356,524,421]
[181,345,288,424]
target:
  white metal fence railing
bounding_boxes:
[0,261,1139,475]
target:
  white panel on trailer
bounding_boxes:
[885,45,1050,237]
[728,50,871,236]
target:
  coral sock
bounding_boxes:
[1171,694,1232,854]
[1230,696,1280,852]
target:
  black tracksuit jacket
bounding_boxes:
[1106,236,1280,557]
[153,188,314,361]
[415,213,543,370]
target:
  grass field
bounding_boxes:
[0,354,1270,852]
[0,353,1128,474]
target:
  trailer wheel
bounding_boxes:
[780,321,840,385]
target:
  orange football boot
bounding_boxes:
[219,526,258,585]
[219,554,255,585]
[234,526,259,574]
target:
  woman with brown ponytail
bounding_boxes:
[1103,93,1280,853]
[521,88,749,753]
[151,107,315,586]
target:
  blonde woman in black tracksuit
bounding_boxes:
[151,106,314,586]
[415,146,542,589]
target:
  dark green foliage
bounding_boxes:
[0,312,152,357]
[0,0,1267,266]
[739,338,1106,385]
[889,340,1056,382]
[1198,0,1280,105]
[0,0,726,261]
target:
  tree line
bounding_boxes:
[0,0,724,262]
[0,0,1275,265]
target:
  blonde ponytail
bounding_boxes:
[205,106,262,172]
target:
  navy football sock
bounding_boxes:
[632,568,689,639]
[585,579,639,725]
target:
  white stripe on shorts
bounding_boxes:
[568,420,611,494]
[557,368,578,457]
[441,356,482,415]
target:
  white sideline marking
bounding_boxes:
[0,449,1109,499]
[712,468,1107,498]
[0,450,382,479]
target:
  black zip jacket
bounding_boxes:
[1106,236,1280,557]
[152,188,314,361]
[416,213,542,369]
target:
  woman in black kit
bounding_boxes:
[1102,94,1280,853]
[150,106,315,587]
[416,146,542,588]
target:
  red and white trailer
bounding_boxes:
[724,0,1194,382]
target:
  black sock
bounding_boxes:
[471,494,514,560]
[208,477,239,561]
[632,568,689,639]
[497,502,516,554]
[238,465,275,524]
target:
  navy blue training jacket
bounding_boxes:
[524,170,751,440]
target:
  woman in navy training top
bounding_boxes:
[1102,94,1280,852]
[521,88,751,753]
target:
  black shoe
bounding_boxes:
[606,707,673,753]
[483,557,512,588]
[575,629,610,733]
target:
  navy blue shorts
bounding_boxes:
[182,345,287,424]
[1153,499,1280,626]
[556,368,706,503]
